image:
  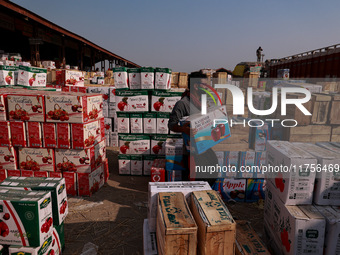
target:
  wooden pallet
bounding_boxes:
[329,94,340,124]
[190,190,236,255]
[156,192,197,255]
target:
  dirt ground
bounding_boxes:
[63,149,266,255]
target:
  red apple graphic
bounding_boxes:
[153,98,164,111]
[5,72,12,84]
[29,74,36,86]
[152,142,163,154]
[120,142,130,154]
[211,127,221,142]
[118,97,128,111]
[218,124,226,136]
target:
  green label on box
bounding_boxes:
[113,67,127,72]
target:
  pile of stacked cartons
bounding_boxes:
[264,140,340,254]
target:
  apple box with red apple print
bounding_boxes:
[10,121,26,147]
[140,67,154,90]
[34,171,49,177]
[62,171,77,196]
[155,68,172,90]
[0,94,7,120]
[87,94,104,121]
[150,135,167,155]
[130,113,143,134]
[0,188,53,247]
[77,163,105,196]
[0,146,17,170]
[118,155,131,175]
[45,93,86,123]
[151,90,181,113]
[156,112,169,134]
[266,141,317,205]
[99,117,105,139]
[71,120,101,149]
[143,113,157,134]
[7,94,45,122]
[42,123,57,148]
[118,135,150,155]
[0,121,11,147]
[17,66,47,87]
[104,118,112,139]
[115,90,149,112]
[143,155,157,176]
[131,155,143,176]
[0,65,17,86]
[56,69,84,86]
[117,112,130,133]
[151,167,165,182]
[56,123,71,149]
[113,67,128,89]
[180,105,231,154]
[128,68,141,90]
[213,178,246,202]
[26,122,42,148]
[265,182,326,255]
[110,132,118,147]
[18,148,55,172]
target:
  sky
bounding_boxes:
[10,0,340,73]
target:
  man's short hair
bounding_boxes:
[188,71,208,88]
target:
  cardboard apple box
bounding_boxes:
[155,68,172,90]
[213,178,246,202]
[45,93,86,123]
[0,121,11,146]
[265,181,326,255]
[56,123,71,149]
[237,151,256,178]
[117,112,130,133]
[266,141,317,205]
[119,135,150,155]
[56,69,84,86]
[294,142,340,206]
[77,163,105,196]
[99,117,105,140]
[26,122,42,148]
[0,188,53,247]
[87,94,104,121]
[128,68,141,90]
[10,121,26,147]
[118,155,131,175]
[7,94,45,122]
[42,123,57,148]
[18,148,55,172]
[150,135,167,155]
[156,113,169,134]
[115,90,149,112]
[225,151,239,178]
[0,65,17,86]
[17,66,47,87]
[131,155,143,176]
[109,132,118,147]
[0,169,6,182]
[151,90,181,112]
[143,155,156,176]
[143,113,157,134]
[62,171,77,196]
[0,176,68,226]
[113,67,128,89]
[0,146,17,170]
[140,67,154,90]
[130,113,143,134]
[0,94,7,120]
[71,119,101,149]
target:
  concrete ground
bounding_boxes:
[63,149,265,255]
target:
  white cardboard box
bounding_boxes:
[294,143,340,206]
[266,140,317,205]
[143,219,157,255]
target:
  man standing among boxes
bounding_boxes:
[168,71,218,185]
[257,46,263,62]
